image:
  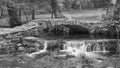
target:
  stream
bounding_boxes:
[0,34,119,68]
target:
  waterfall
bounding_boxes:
[92,42,109,54]
[111,0,117,5]
[61,41,108,59]
[25,40,109,59]
[61,41,88,57]
[26,41,48,58]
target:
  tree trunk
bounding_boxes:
[18,9,22,22]
[32,9,35,20]
[113,0,120,21]
[51,0,59,18]
[23,10,28,22]
[0,9,4,18]
[7,5,22,28]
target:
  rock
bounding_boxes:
[26,50,48,58]
[18,46,25,51]
[23,37,45,47]
[82,65,94,68]
[11,38,21,43]
[24,37,40,42]
[27,47,36,53]
[92,26,118,36]
[64,25,90,35]
[54,54,68,59]
[17,43,23,46]
[49,25,70,35]
[106,67,114,68]
[47,40,65,51]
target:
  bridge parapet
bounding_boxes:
[32,19,102,26]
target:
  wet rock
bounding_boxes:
[93,27,110,35]
[63,25,90,35]
[18,46,25,51]
[11,38,22,43]
[54,55,68,59]
[24,37,40,42]
[49,25,91,35]
[47,40,65,51]
[29,48,37,53]
[54,54,75,59]
[49,25,70,35]
[92,26,118,36]
[23,37,45,47]
[82,65,94,68]
[0,48,8,54]
[17,43,23,46]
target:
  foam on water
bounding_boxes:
[26,40,109,60]
[61,41,108,59]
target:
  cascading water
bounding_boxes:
[61,41,109,59]
[26,41,48,58]
[26,40,109,60]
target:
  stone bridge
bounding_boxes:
[0,19,104,39]
[32,19,103,28]
[32,19,101,26]
[0,19,118,39]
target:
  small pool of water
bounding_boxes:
[41,34,118,40]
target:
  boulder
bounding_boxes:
[46,40,65,51]
[49,25,70,35]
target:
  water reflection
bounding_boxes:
[42,34,118,40]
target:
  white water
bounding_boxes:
[26,41,48,58]
[26,40,109,59]
[61,41,108,59]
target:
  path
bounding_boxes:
[36,9,106,21]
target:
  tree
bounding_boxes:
[5,0,22,27]
[50,0,58,18]
[28,0,36,20]
[112,0,120,21]
[72,0,81,9]
[0,0,24,27]
[50,0,64,18]
[0,3,4,18]
[63,0,73,11]
[110,0,120,55]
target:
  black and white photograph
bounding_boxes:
[0,0,120,68]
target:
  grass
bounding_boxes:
[0,53,118,68]
[0,9,106,28]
